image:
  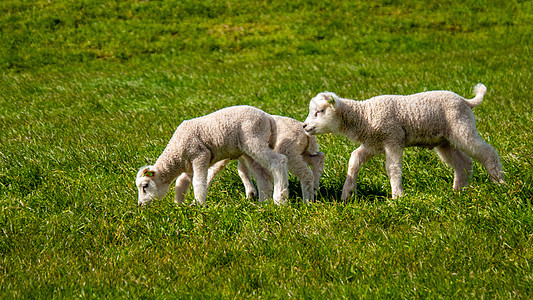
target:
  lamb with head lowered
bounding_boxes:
[136,105,289,206]
[302,84,504,199]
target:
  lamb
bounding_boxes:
[183,115,326,203]
[302,84,505,199]
[136,105,289,206]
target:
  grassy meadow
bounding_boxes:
[1,0,532,298]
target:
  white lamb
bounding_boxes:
[186,115,326,203]
[303,84,505,199]
[136,106,289,206]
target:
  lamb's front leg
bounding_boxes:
[192,157,210,205]
[341,145,374,201]
[302,151,325,198]
[384,145,404,199]
[175,172,191,204]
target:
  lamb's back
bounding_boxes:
[182,106,274,159]
[360,91,472,146]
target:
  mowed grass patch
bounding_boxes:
[1,0,532,298]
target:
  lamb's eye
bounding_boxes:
[315,109,325,116]
[142,183,149,193]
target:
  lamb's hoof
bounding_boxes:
[246,190,257,199]
[273,194,288,205]
[273,189,289,204]
[341,189,355,201]
[391,192,403,199]
[302,198,313,205]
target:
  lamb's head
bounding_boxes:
[135,166,169,206]
[303,92,341,135]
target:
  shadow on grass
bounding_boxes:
[210,171,390,205]
[306,182,389,205]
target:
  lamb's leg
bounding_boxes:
[302,151,325,197]
[242,132,288,204]
[384,145,403,199]
[191,156,210,205]
[341,146,374,201]
[434,144,473,190]
[287,154,315,204]
[264,153,288,205]
[241,155,273,202]
[453,131,504,184]
[249,151,288,205]
[207,159,231,188]
[237,157,258,199]
[175,172,191,204]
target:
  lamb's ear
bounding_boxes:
[324,94,336,106]
[143,168,155,177]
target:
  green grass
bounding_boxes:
[1,0,532,298]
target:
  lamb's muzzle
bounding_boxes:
[302,123,313,134]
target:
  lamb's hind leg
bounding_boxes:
[241,126,289,204]
[266,153,288,204]
[434,144,473,190]
[246,150,288,204]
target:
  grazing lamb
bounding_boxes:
[136,106,289,206]
[181,115,326,203]
[302,84,504,199]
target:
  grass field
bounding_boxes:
[1,0,532,298]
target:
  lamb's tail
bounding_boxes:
[466,83,487,109]
[306,135,320,155]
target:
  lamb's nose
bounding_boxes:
[303,123,307,129]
